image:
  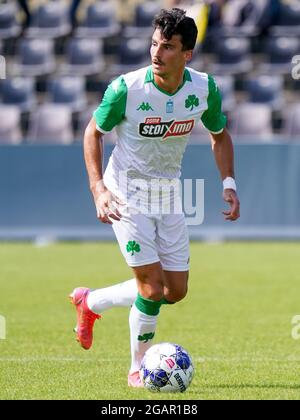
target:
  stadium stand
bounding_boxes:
[111,37,151,74]
[230,103,273,140]
[27,103,73,144]
[48,76,87,112]
[210,37,253,75]
[1,77,36,112]
[0,105,22,144]
[123,1,161,37]
[0,0,299,143]
[271,0,300,36]
[75,1,121,38]
[282,104,300,138]
[60,38,104,76]
[214,75,236,113]
[0,1,21,39]
[26,1,72,39]
[260,36,300,74]
[13,38,56,77]
[245,75,284,111]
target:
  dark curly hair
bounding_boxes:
[153,8,198,51]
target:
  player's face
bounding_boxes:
[151,29,193,77]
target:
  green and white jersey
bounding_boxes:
[94,66,226,187]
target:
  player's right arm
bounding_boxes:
[83,117,123,225]
[84,76,127,224]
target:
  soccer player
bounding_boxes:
[69,8,240,388]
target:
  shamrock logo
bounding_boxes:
[185,95,199,111]
[138,332,155,343]
[126,241,141,256]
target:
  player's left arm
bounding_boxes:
[201,75,240,221]
[210,128,240,221]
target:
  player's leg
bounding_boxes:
[128,261,165,387]
[107,211,165,386]
[157,212,190,302]
[86,278,137,313]
[127,271,189,386]
[128,212,190,386]
[70,266,187,324]
[69,210,157,351]
[87,209,161,315]
[69,279,138,350]
[162,270,189,304]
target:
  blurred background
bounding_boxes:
[0,0,300,241]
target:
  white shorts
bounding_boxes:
[112,211,190,271]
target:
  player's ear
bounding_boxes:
[184,50,193,63]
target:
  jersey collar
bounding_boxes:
[145,66,192,97]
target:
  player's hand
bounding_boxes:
[94,189,124,225]
[222,189,240,221]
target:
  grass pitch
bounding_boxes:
[0,242,300,400]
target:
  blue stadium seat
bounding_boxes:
[230,103,273,141]
[245,75,284,111]
[0,40,3,78]
[27,104,73,144]
[214,75,236,113]
[0,2,21,39]
[1,77,36,112]
[60,38,104,76]
[124,2,161,37]
[260,36,300,74]
[271,1,300,36]
[135,2,161,27]
[26,1,71,39]
[211,37,252,75]
[14,38,56,77]
[76,2,120,38]
[111,38,150,74]
[0,106,22,145]
[211,0,263,38]
[48,77,87,113]
[282,104,300,139]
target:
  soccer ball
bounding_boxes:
[140,342,194,393]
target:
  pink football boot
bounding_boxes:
[69,287,100,350]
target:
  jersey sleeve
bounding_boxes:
[93,76,127,133]
[201,75,227,134]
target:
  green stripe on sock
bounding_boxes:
[135,293,162,316]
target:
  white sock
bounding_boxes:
[129,304,158,374]
[87,278,138,314]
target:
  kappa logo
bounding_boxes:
[137,102,154,111]
[139,117,194,140]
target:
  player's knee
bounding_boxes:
[139,283,164,302]
[165,285,188,303]
[134,266,165,301]
[137,274,164,302]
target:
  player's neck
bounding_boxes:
[153,68,185,95]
